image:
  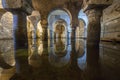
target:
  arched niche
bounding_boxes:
[53,19,67,39]
[77,9,88,38]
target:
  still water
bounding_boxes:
[0,39,120,80]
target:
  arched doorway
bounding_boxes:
[76,9,88,39]
[48,9,72,39]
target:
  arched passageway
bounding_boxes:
[76,10,88,39]
[48,9,72,39]
[54,20,66,39]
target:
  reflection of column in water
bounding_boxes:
[48,39,71,68]
[37,39,43,56]
[67,37,71,45]
[85,44,101,80]
[13,12,28,49]
[14,49,29,74]
[87,45,99,67]
[0,42,16,79]
[28,39,43,67]
[12,48,33,80]
[0,40,15,67]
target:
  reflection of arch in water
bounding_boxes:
[77,51,86,70]
[0,54,15,69]
[48,39,71,68]
[0,40,15,68]
[54,39,66,56]
[75,40,85,58]
[76,40,87,70]
[2,53,15,67]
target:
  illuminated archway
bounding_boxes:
[77,9,88,38]
[48,9,72,39]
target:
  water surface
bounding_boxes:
[0,39,120,80]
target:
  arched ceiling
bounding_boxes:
[50,10,68,16]
[32,0,83,16]
[48,9,71,24]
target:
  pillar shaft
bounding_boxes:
[71,27,76,39]
[13,11,28,49]
[42,26,48,41]
[50,30,54,39]
[86,9,102,45]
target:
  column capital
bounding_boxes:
[28,11,41,27]
[2,0,33,15]
[86,8,102,45]
[82,0,113,12]
[85,9,102,24]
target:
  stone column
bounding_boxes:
[86,9,102,45]
[27,11,41,39]
[50,30,54,39]
[71,12,79,39]
[71,27,76,39]
[13,11,28,49]
[42,26,48,40]
[41,18,48,41]
[86,44,100,80]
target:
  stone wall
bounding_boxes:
[101,0,120,42]
[100,42,120,80]
[0,40,15,66]
[0,12,13,39]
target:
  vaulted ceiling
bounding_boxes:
[32,0,83,17]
